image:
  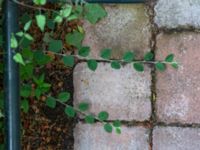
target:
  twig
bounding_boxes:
[12,0,58,13]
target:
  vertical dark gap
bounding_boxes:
[146,0,159,149]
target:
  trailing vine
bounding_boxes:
[0,0,178,143]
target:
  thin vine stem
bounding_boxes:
[44,50,178,65]
[46,95,107,124]
[12,0,58,13]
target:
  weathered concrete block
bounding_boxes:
[73,63,152,121]
[155,0,200,29]
[156,32,200,123]
[153,126,200,150]
[74,123,150,150]
[82,4,151,59]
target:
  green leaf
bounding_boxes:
[58,92,70,102]
[20,38,32,48]
[156,62,166,71]
[64,106,76,117]
[24,33,34,41]
[48,39,63,52]
[60,4,72,18]
[171,62,179,69]
[84,4,107,24]
[104,123,113,133]
[21,99,29,113]
[43,32,52,43]
[87,59,98,71]
[85,115,95,124]
[24,20,32,31]
[20,13,31,24]
[165,54,174,62]
[144,52,154,61]
[35,88,42,99]
[46,97,56,109]
[20,84,32,98]
[21,48,33,59]
[78,46,90,57]
[115,128,121,134]
[20,63,34,80]
[133,63,144,72]
[100,48,111,59]
[36,14,46,32]
[123,51,134,62]
[47,19,55,30]
[13,53,25,66]
[78,102,89,111]
[11,33,18,48]
[33,51,51,65]
[33,0,46,5]
[77,26,84,34]
[113,120,121,127]
[98,111,109,121]
[16,31,24,37]
[111,61,121,69]
[67,14,78,21]
[65,31,84,48]
[62,55,74,67]
[54,15,63,23]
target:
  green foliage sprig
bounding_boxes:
[0,0,179,136]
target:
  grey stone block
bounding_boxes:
[153,126,200,150]
[82,4,151,59]
[155,0,200,29]
[73,63,152,121]
[74,123,150,150]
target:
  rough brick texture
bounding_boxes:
[156,32,200,124]
[153,126,200,150]
[73,63,152,121]
[155,0,200,29]
[74,123,150,150]
[82,4,151,59]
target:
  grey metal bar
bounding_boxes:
[2,0,21,149]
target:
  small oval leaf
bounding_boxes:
[64,106,76,117]
[111,61,121,69]
[78,102,89,111]
[165,54,174,62]
[46,96,56,109]
[78,46,90,57]
[133,63,144,72]
[58,92,70,102]
[104,123,113,133]
[156,62,166,71]
[85,115,95,124]
[62,55,74,67]
[87,59,98,71]
[123,51,134,62]
[36,14,46,32]
[144,52,154,61]
[98,111,109,121]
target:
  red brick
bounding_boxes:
[156,32,200,123]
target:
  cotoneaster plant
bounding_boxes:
[0,0,178,136]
